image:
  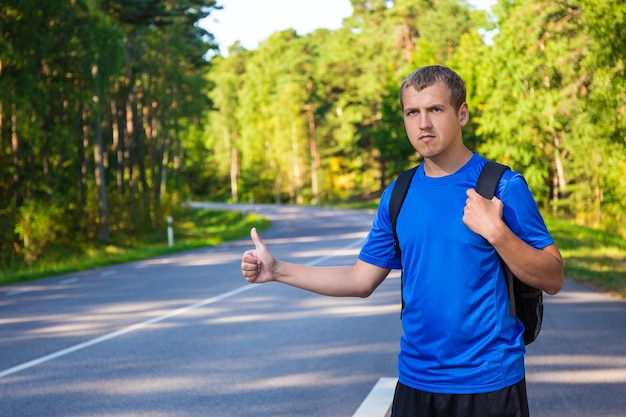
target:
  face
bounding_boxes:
[401,81,469,162]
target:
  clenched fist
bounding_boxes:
[462,188,504,243]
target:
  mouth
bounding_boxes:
[418,134,435,141]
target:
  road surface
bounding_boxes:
[1,203,624,416]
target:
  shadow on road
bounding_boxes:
[527,279,626,417]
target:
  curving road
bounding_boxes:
[1,203,624,417]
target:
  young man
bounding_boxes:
[240,65,564,416]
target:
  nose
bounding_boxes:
[418,113,432,129]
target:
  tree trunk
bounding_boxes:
[552,136,566,214]
[229,128,239,203]
[77,107,87,216]
[159,103,170,201]
[11,103,22,208]
[111,100,125,190]
[92,103,110,242]
[124,99,134,202]
[291,123,303,204]
[304,103,319,205]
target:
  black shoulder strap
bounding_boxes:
[475,160,509,199]
[475,160,516,316]
[390,166,417,317]
[390,166,418,256]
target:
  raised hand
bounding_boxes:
[240,227,277,283]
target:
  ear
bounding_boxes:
[458,103,469,126]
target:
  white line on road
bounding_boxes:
[6,289,28,296]
[305,237,364,266]
[0,237,365,379]
[0,285,255,379]
[352,377,397,417]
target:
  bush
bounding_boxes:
[14,199,68,265]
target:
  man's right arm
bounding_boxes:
[240,228,390,298]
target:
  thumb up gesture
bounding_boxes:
[241,228,277,283]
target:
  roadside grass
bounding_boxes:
[545,217,626,299]
[0,208,270,286]
[1,206,624,301]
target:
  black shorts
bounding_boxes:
[391,377,530,417]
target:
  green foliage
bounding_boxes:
[0,0,220,268]
[546,217,626,299]
[14,199,69,265]
[474,0,625,231]
[2,0,626,269]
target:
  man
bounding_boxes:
[240,65,564,416]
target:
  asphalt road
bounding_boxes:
[1,203,625,417]
[525,278,626,417]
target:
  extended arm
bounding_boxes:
[462,189,564,295]
[240,228,390,298]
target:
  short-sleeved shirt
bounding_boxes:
[359,153,554,394]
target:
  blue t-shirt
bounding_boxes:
[359,153,554,394]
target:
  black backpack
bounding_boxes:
[389,160,543,345]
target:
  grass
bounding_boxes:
[0,208,270,286]
[1,207,624,301]
[545,217,626,299]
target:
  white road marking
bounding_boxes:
[6,289,28,296]
[0,285,255,379]
[59,278,78,285]
[305,237,364,266]
[352,377,397,417]
[0,237,365,379]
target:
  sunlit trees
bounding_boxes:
[0,0,219,267]
[2,0,625,269]
[476,0,626,228]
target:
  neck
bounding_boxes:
[423,148,473,177]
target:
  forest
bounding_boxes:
[1,0,625,271]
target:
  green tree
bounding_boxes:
[476,0,625,233]
[204,45,248,202]
[577,0,626,230]
[0,0,220,268]
[477,0,588,209]
[237,30,312,203]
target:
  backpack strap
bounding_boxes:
[475,160,508,199]
[389,166,418,317]
[475,160,516,317]
[390,166,418,258]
